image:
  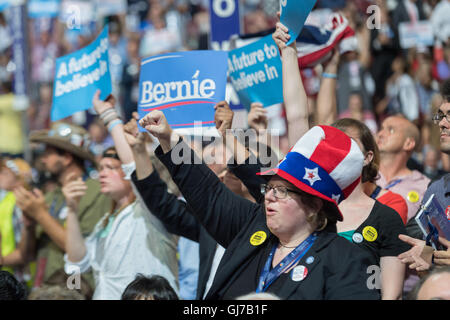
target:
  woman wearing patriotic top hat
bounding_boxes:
[138,107,379,299]
[274,20,410,299]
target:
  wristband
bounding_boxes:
[107,119,123,133]
[99,109,116,121]
[322,73,338,79]
[100,109,119,126]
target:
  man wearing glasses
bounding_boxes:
[399,79,450,282]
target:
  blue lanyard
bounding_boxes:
[385,179,402,190]
[256,233,317,293]
[370,186,382,199]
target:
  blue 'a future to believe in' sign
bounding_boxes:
[138,51,228,130]
[280,0,317,45]
[51,25,112,121]
[228,35,283,110]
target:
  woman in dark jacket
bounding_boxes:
[138,109,380,300]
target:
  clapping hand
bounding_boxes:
[14,187,48,221]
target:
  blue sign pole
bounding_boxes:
[10,1,29,102]
[8,0,31,160]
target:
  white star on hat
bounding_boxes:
[303,167,321,186]
[331,194,341,203]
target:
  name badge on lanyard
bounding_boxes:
[256,232,317,293]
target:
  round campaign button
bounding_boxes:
[446,206,450,221]
[291,265,308,282]
[305,256,315,264]
[352,232,363,243]
[407,191,420,203]
[250,231,267,246]
[362,226,378,242]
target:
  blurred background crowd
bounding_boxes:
[0,0,449,182]
[0,0,449,300]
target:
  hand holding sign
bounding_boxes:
[248,103,268,133]
[92,90,115,115]
[272,22,293,51]
[280,0,317,45]
[214,101,234,137]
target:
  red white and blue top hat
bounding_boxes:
[258,125,364,221]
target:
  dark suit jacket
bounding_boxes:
[131,151,270,299]
[155,139,380,300]
[132,170,217,299]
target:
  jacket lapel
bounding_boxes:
[266,231,335,299]
[205,219,272,299]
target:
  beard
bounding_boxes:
[45,160,65,182]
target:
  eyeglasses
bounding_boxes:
[261,184,303,200]
[432,112,450,124]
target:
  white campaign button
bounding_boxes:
[352,232,363,243]
[291,265,308,282]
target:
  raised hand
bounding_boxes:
[139,110,172,140]
[123,116,147,150]
[62,172,87,213]
[139,110,178,153]
[323,49,340,74]
[92,90,116,115]
[272,22,293,52]
[248,102,268,133]
[214,101,234,137]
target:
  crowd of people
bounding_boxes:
[0,0,450,300]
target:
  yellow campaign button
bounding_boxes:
[250,231,267,246]
[407,191,420,203]
[362,226,378,242]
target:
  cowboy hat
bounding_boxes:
[30,122,95,163]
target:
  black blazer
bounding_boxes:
[132,170,218,299]
[131,152,270,299]
[155,139,380,300]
